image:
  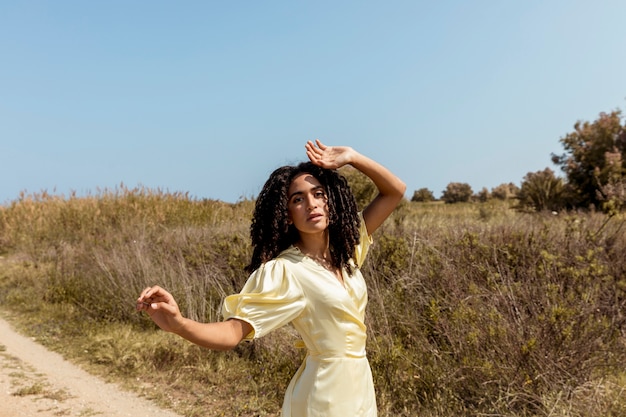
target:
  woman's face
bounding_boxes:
[287,173,329,237]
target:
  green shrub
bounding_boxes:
[441,182,473,204]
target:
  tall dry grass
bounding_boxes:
[1,189,626,416]
[365,203,626,415]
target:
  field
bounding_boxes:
[1,186,626,416]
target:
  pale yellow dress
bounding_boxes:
[222,214,377,416]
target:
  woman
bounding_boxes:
[137,139,406,416]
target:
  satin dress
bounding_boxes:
[222,214,377,416]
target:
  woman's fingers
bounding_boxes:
[306,140,330,166]
[305,141,318,159]
[136,285,171,311]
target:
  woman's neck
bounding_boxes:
[295,231,330,259]
[296,232,344,285]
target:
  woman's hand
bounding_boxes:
[307,138,406,235]
[305,139,354,170]
[136,285,185,334]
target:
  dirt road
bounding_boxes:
[0,316,184,417]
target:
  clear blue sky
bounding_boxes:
[2,1,625,204]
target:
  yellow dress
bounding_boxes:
[222,214,377,416]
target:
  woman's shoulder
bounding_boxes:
[241,248,306,296]
[275,246,305,266]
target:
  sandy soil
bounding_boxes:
[0,316,184,417]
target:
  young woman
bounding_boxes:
[137,139,406,416]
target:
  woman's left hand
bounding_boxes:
[305,139,354,170]
[136,285,185,334]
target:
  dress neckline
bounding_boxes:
[291,245,346,288]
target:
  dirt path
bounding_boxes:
[0,316,184,417]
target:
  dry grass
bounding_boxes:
[1,188,626,416]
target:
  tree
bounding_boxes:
[476,187,490,202]
[596,149,626,214]
[517,168,565,212]
[491,182,520,200]
[411,188,435,202]
[551,109,626,209]
[441,182,473,204]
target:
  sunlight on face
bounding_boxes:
[287,173,329,235]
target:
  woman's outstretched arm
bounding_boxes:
[306,139,406,235]
[137,285,252,350]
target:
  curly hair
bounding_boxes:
[245,162,361,275]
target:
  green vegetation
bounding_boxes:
[1,186,626,416]
[517,168,565,212]
[441,182,473,204]
[416,108,625,214]
[411,188,436,203]
[552,109,626,211]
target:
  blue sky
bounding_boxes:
[1,1,625,204]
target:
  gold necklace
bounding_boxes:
[297,247,343,284]
[308,254,334,270]
[296,245,335,270]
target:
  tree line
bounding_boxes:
[411,107,626,214]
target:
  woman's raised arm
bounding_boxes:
[305,139,406,235]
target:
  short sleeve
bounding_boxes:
[221,259,306,341]
[353,212,373,267]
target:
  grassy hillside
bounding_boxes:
[1,187,625,416]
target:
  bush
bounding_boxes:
[441,182,473,204]
[411,188,436,202]
[491,182,520,200]
[517,168,565,212]
[339,166,377,210]
[475,187,490,202]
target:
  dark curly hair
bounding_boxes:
[245,162,361,275]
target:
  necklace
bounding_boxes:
[307,253,334,270]
[295,245,344,285]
